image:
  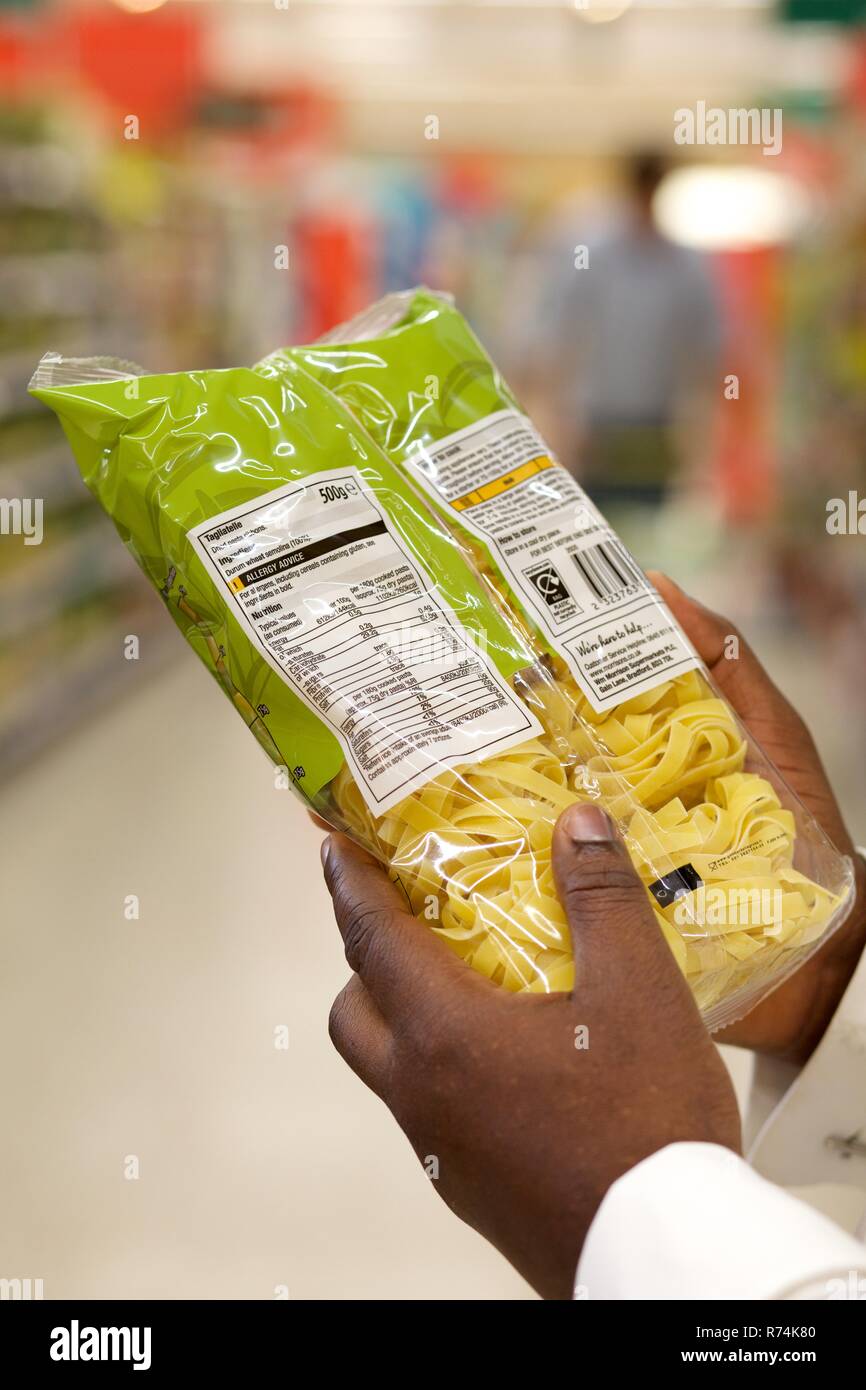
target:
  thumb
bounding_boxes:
[648,571,795,727]
[552,802,676,990]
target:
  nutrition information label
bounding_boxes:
[189,466,540,813]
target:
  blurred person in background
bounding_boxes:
[511,153,721,528]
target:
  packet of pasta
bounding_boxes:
[258,287,856,1028]
[30,300,855,1031]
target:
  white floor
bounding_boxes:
[0,653,537,1299]
[2,590,863,1299]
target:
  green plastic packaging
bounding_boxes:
[30,356,536,813]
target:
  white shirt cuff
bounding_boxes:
[576,1142,866,1300]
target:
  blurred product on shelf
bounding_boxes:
[0,106,171,775]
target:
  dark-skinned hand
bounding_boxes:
[321,803,741,1300]
[649,573,866,1064]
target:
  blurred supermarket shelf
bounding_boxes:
[0,252,109,318]
[0,442,86,506]
[0,593,182,781]
[0,103,211,784]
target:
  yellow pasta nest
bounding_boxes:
[331,664,839,1011]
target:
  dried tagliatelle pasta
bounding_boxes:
[29,292,855,1034]
[267,288,856,1027]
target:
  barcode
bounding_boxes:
[568,539,644,601]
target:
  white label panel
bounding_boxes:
[404,409,699,712]
[188,466,541,814]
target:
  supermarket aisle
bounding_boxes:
[0,653,534,1301]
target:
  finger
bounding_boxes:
[648,569,746,668]
[328,974,391,1099]
[309,811,332,833]
[650,574,854,859]
[321,832,487,1017]
[647,571,798,728]
[551,803,675,987]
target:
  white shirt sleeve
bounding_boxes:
[576,1142,866,1300]
[577,906,866,1301]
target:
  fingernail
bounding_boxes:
[647,568,676,590]
[561,803,616,842]
[320,835,332,869]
